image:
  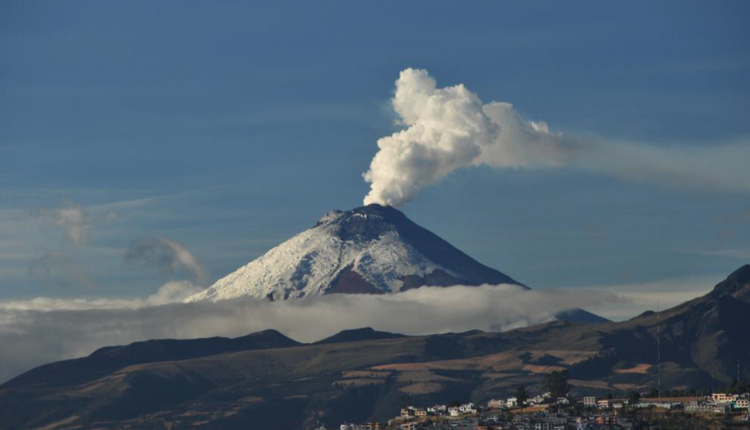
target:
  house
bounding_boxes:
[342,424,380,430]
[529,395,546,405]
[597,399,610,408]
[532,421,565,430]
[686,401,715,412]
[712,393,728,403]
[400,407,415,418]
[736,399,750,410]
[595,414,617,425]
[399,423,419,430]
[448,407,461,417]
[459,402,476,413]
[414,409,427,417]
[556,397,569,405]
[583,396,597,407]
[487,399,506,409]
[506,397,518,408]
[712,405,731,414]
[427,404,446,415]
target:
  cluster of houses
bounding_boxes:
[339,423,381,430]
[400,403,478,419]
[332,391,749,430]
[487,392,569,410]
[501,412,625,430]
[388,409,630,430]
[385,392,629,429]
[684,392,750,413]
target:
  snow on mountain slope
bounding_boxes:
[185,204,524,302]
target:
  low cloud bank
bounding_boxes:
[363,68,750,207]
[0,284,621,383]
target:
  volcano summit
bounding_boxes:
[186,204,524,302]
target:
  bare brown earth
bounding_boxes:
[615,363,652,374]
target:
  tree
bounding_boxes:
[627,391,641,405]
[544,370,570,398]
[515,385,529,404]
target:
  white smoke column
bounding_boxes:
[363,68,570,207]
[363,68,750,207]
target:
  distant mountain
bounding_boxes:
[186,204,524,302]
[554,308,609,324]
[314,327,406,345]
[3,266,747,430]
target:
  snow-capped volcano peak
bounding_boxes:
[185,204,524,302]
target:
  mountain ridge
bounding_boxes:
[1,329,300,390]
[313,327,407,345]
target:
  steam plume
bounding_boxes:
[363,68,750,207]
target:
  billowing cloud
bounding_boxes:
[363,68,750,207]
[0,284,621,383]
[144,280,204,306]
[126,237,206,281]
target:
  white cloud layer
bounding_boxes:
[363,68,750,207]
[574,274,719,321]
[0,284,621,383]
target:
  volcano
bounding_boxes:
[185,204,606,323]
[186,204,524,301]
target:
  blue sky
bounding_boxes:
[2,1,749,310]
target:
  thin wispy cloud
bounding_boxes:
[685,248,750,260]
[126,237,207,281]
[30,202,89,245]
